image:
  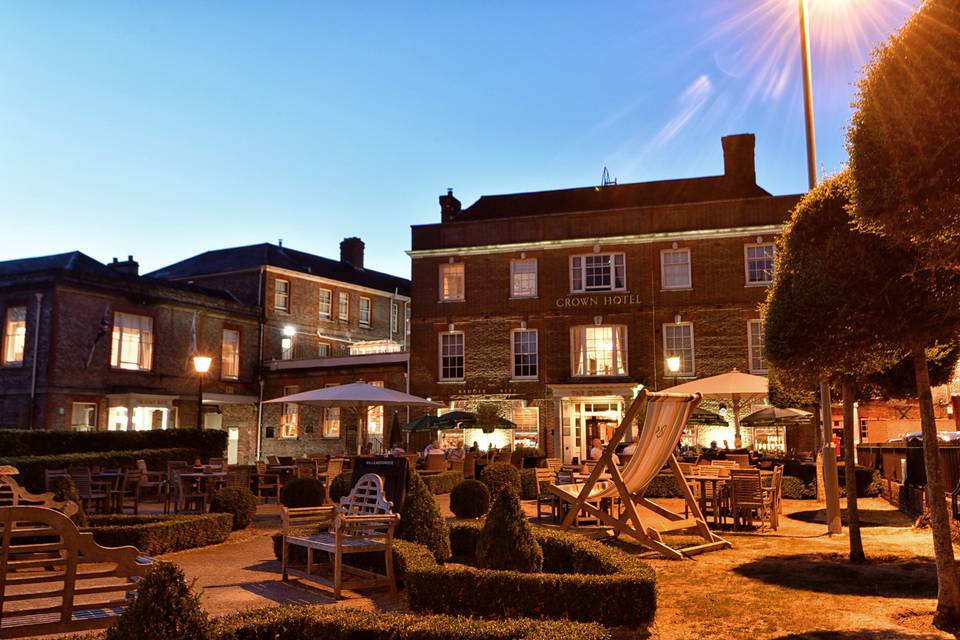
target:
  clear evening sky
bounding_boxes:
[0,1,916,278]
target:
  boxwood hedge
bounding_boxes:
[86,513,232,555]
[1,447,200,493]
[421,470,463,494]
[0,429,226,459]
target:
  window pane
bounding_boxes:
[339,292,349,320]
[110,312,153,371]
[440,263,464,300]
[281,385,299,438]
[746,244,775,283]
[2,306,26,365]
[360,298,371,326]
[664,324,694,376]
[440,333,464,380]
[511,259,538,297]
[319,290,332,319]
[275,280,290,311]
[662,250,691,289]
[572,325,626,376]
[513,330,538,378]
[749,320,767,372]
[221,329,240,379]
[572,254,624,291]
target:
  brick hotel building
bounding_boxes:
[409,134,804,463]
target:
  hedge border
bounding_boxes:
[215,604,610,640]
[405,522,656,628]
[0,429,226,459]
[422,470,463,494]
[85,513,232,555]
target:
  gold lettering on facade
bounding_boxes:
[555,294,641,308]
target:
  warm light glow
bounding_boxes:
[666,355,681,374]
[282,325,296,337]
[193,355,212,374]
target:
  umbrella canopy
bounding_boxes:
[740,406,812,426]
[688,406,729,426]
[664,370,769,442]
[403,414,442,432]
[436,410,516,429]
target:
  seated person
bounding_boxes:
[447,445,465,461]
[426,441,446,456]
[588,438,620,465]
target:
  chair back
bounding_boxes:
[226,465,252,489]
[208,457,225,470]
[678,462,695,475]
[338,473,394,516]
[267,455,280,465]
[545,458,562,473]
[135,459,148,473]
[534,468,554,497]
[729,470,763,505]
[425,454,447,472]
[697,465,721,477]
[448,458,464,474]
[711,459,738,469]
[727,454,751,468]
[122,469,143,492]
[462,454,476,479]
[281,504,334,535]
[296,459,318,479]
[44,469,70,493]
[167,460,188,482]
[325,458,345,478]
[67,467,94,498]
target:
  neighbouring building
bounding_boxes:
[150,239,412,457]
[0,251,261,462]
[409,133,807,463]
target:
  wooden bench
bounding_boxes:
[0,475,80,519]
[0,506,152,638]
[280,473,400,599]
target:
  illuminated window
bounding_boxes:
[71,402,97,431]
[367,381,384,435]
[747,320,767,373]
[391,303,399,334]
[319,289,332,320]
[110,312,153,371]
[510,259,538,298]
[338,292,349,321]
[661,249,691,289]
[745,243,776,285]
[571,325,627,376]
[439,262,465,301]
[274,279,290,311]
[2,306,26,366]
[663,322,694,376]
[280,385,299,438]
[280,333,294,360]
[221,328,240,380]
[359,297,371,327]
[571,253,625,292]
[323,384,340,437]
[439,332,464,381]
[512,329,538,379]
[512,406,540,448]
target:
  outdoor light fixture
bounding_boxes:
[192,355,212,429]
[666,355,681,387]
[282,325,296,337]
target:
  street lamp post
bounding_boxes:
[193,355,212,429]
[798,0,842,535]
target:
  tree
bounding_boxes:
[848,0,960,269]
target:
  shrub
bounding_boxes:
[516,446,546,468]
[519,468,539,499]
[781,475,816,500]
[329,471,353,503]
[86,514,232,555]
[214,605,610,640]
[397,472,450,562]
[0,447,199,493]
[480,462,520,500]
[279,478,326,508]
[0,428,226,460]
[421,470,463,494]
[837,464,883,498]
[210,486,258,530]
[450,480,490,518]
[107,561,211,640]
[409,521,657,628]
[476,488,542,573]
[641,473,684,498]
[52,476,88,527]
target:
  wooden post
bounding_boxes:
[820,380,842,534]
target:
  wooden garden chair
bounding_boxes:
[534,468,557,521]
[729,469,767,530]
[318,458,344,505]
[424,454,447,473]
[67,468,108,514]
[109,469,143,515]
[548,389,730,559]
[0,475,79,519]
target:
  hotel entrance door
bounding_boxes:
[560,399,624,464]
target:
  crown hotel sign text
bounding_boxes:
[555,294,642,308]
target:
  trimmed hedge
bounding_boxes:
[476,489,542,572]
[640,473,684,499]
[781,475,817,500]
[422,470,463,494]
[329,471,354,503]
[0,428,226,459]
[407,521,657,628]
[480,463,521,500]
[106,561,212,640]
[519,469,538,500]
[450,479,490,519]
[85,513,232,555]
[211,487,258,530]
[1,447,199,493]
[280,478,326,508]
[215,605,610,640]
[398,472,451,562]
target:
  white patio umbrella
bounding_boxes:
[663,370,768,445]
[264,382,443,454]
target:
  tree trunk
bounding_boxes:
[841,380,865,563]
[813,402,825,501]
[820,380,842,533]
[913,347,960,628]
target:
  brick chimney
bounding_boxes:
[440,188,461,223]
[339,237,365,270]
[108,255,139,276]
[721,133,757,185]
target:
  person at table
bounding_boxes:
[448,444,464,461]
[623,435,640,456]
[425,441,445,458]
[589,438,620,465]
[468,441,480,455]
[423,441,435,457]
[391,446,406,456]
[360,441,373,455]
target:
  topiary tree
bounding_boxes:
[449,479,490,519]
[210,486,258,530]
[848,0,960,269]
[396,471,450,562]
[53,476,88,528]
[279,478,326,508]
[476,487,542,573]
[479,462,520,501]
[106,562,211,640]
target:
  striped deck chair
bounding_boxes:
[548,389,731,560]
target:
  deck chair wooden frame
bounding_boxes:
[0,475,80,519]
[548,389,730,560]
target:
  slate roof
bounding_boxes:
[148,243,411,296]
[0,251,115,278]
[456,175,772,221]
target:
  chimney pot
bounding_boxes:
[340,237,365,270]
[439,189,461,223]
[108,256,139,276]
[721,133,757,185]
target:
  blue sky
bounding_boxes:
[0,1,916,278]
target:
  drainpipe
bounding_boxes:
[255,266,266,461]
[28,292,43,429]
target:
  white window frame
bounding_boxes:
[322,383,340,438]
[744,242,776,286]
[569,253,626,293]
[110,312,154,371]
[71,402,97,431]
[390,302,399,334]
[359,297,372,327]
[338,292,349,321]
[510,258,538,299]
[511,328,538,380]
[281,333,294,360]
[439,262,465,301]
[2,306,27,367]
[280,385,299,438]
[747,319,768,374]
[319,288,332,320]
[318,342,329,358]
[220,328,240,380]
[274,279,290,312]
[569,325,628,377]
[662,322,695,377]
[660,248,692,290]
[439,331,465,381]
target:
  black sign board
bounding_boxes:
[349,456,409,511]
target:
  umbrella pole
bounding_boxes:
[733,395,742,448]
